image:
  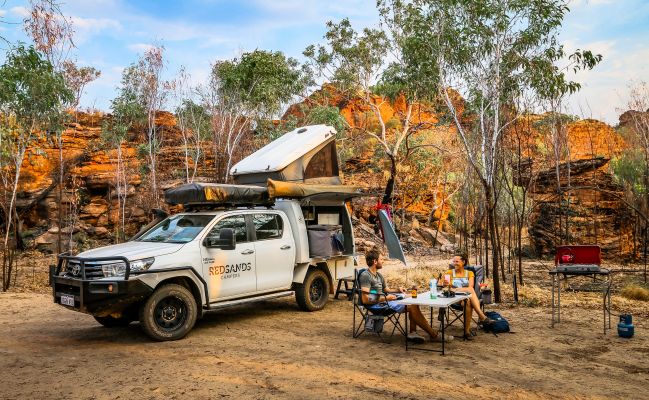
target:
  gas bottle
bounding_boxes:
[617,314,634,338]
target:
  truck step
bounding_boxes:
[206,291,294,311]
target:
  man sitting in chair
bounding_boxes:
[360,248,453,343]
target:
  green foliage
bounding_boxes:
[304,19,388,98]
[385,117,402,131]
[385,0,602,119]
[255,117,299,145]
[102,65,146,146]
[612,152,647,195]
[304,105,348,137]
[136,143,152,169]
[212,50,312,118]
[533,112,579,129]
[175,99,211,141]
[0,44,73,134]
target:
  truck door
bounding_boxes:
[201,214,256,299]
[252,213,295,292]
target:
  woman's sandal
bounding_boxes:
[462,332,474,341]
[478,317,495,328]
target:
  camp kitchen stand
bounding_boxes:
[549,245,612,334]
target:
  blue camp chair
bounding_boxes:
[352,268,406,342]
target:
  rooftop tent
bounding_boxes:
[230,125,341,186]
[164,182,270,206]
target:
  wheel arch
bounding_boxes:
[314,262,334,294]
[157,276,203,317]
[136,267,207,316]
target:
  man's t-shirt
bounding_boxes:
[444,269,474,288]
[359,270,386,303]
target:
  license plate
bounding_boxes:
[60,294,75,307]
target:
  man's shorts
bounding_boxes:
[368,300,406,314]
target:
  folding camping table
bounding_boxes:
[395,291,468,355]
[549,245,612,334]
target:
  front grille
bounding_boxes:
[63,259,125,280]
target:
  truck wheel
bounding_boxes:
[139,284,197,341]
[93,315,133,327]
[295,269,330,311]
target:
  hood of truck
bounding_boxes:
[76,241,185,261]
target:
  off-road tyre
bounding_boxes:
[139,284,198,341]
[295,268,330,311]
[93,315,133,327]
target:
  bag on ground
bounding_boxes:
[484,311,510,334]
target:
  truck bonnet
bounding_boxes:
[75,241,185,261]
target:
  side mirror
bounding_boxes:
[204,228,236,250]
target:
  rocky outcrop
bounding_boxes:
[15,111,217,252]
[514,117,634,257]
[284,84,460,229]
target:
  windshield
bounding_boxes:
[137,214,215,243]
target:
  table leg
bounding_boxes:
[405,306,409,352]
[603,282,606,335]
[441,307,445,356]
[557,276,561,323]
[551,274,555,328]
[608,278,612,330]
[463,299,467,339]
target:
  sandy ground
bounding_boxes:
[1,280,648,400]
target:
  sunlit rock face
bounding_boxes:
[16,111,216,251]
[511,116,636,258]
[10,86,641,258]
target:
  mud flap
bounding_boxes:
[378,209,407,266]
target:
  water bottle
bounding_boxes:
[429,279,437,299]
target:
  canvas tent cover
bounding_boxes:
[267,179,363,199]
[164,180,364,205]
[230,125,340,185]
[165,182,270,205]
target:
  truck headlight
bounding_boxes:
[130,257,155,273]
[102,258,154,277]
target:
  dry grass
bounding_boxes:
[621,284,649,301]
[383,259,649,318]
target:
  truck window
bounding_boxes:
[206,215,248,243]
[253,214,283,240]
[137,214,214,243]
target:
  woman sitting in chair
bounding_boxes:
[445,252,494,340]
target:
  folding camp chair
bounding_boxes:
[352,268,407,342]
[445,265,485,332]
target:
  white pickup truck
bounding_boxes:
[51,125,380,341]
[52,197,358,340]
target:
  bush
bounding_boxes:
[621,285,649,302]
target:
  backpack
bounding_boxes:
[483,311,510,335]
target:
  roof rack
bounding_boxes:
[183,201,275,212]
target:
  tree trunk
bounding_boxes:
[518,199,525,286]
[382,155,397,205]
[57,137,63,254]
[486,186,501,303]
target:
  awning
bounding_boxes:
[267,179,364,199]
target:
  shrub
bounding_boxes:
[621,285,649,302]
